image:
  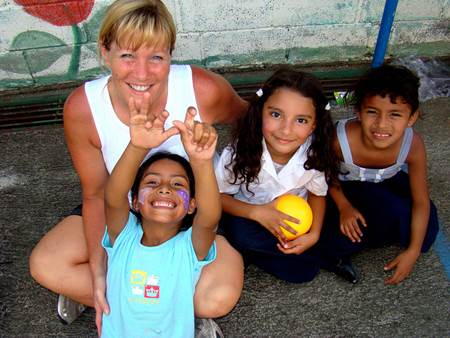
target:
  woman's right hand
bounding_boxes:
[128,93,179,150]
[251,201,300,244]
[339,204,367,243]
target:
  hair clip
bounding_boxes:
[256,88,263,97]
[325,102,331,110]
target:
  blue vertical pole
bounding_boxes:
[371,0,399,68]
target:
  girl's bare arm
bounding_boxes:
[405,133,430,254]
[105,144,148,244]
[174,109,220,260]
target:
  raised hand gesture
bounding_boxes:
[173,107,218,161]
[128,93,179,150]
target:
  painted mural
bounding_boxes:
[1,0,97,79]
[0,0,448,92]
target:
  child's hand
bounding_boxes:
[339,204,367,243]
[276,232,319,255]
[384,249,420,285]
[173,107,217,161]
[128,94,179,149]
[252,201,300,243]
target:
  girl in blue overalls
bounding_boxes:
[320,65,439,285]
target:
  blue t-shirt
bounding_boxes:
[101,213,216,338]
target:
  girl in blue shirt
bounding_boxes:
[102,95,220,337]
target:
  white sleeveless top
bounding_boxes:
[85,65,200,174]
[337,118,413,182]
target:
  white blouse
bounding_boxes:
[214,137,328,204]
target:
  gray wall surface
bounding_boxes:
[0,0,449,91]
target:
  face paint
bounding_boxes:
[177,189,190,211]
[138,187,152,205]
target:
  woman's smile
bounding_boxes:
[127,83,152,92]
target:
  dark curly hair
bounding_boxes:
[226,68,339,194]
[354,64,420,115]
[130,152,195,228]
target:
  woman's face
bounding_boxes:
[101,42,171,112]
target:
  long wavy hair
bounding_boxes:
[226,68,339,193]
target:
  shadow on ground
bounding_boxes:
[0,98,449,337]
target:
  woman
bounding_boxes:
[29,0,246,334]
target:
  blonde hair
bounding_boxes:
[99,0,176,52]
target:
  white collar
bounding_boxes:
[261,137,311,177]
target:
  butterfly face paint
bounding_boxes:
[138,186,189,211]
[177,189,190,211]
[138,187,152,205]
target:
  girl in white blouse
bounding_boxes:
[215,68,339,283]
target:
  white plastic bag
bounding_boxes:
[393,56,450,102]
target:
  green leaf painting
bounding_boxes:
[11,30,66,50]
[0,53,30,74]
[3,0,99,79]
[0,31,71,74]
[26,45,73,73]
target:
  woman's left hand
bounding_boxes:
[276,232,319,255]
[383,249,420,285]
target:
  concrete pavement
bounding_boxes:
[0,97,449,337]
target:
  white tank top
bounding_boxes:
[337,118,413,182]
[84,65,200,174]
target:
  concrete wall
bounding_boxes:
[0,0,449,91]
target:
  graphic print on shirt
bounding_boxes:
[130,270,160,303]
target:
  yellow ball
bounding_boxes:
[275,194,313,240]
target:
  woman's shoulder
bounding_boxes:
[64,76,110,121]
[190,65,218,85]
[64,85,91,122]
[63,83,100,148]
[191,65,247,124]
[191,66,224,104]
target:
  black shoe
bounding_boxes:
[333,257,359,284]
